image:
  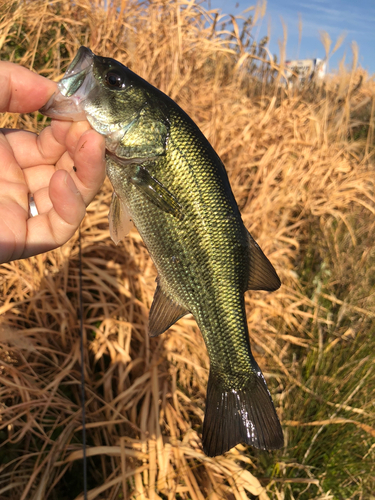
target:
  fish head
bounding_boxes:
[40,46,150,151]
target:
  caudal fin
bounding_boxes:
[202,369,283,457]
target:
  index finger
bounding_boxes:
[0,61,57,114]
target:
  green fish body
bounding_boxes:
[40,47,283,456]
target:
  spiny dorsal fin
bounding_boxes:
[247,231,281,292]
[149,280,189,337]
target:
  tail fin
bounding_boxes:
[202,368,283,457]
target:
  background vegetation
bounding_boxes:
[0,0,374,499]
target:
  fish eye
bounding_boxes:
[105,70,126,89]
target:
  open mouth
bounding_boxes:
[58,46,95,97]
[39,46,96,121]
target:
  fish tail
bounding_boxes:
[202,367,284,457]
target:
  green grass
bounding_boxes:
[273,211,375,499]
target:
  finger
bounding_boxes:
[22,163,59,194]
[23,169,86,257]
[20,121,92,192]
[50,119,73,146]
[48,169,85,227]
[0,61,57,113]
[0,130,26,185]
[22,148,75,195]
[57,120,93,156]
[32,185,53,215]
[26,126,106,204]
[47,121,94,171]
[68,129,106,205]
[0,199,27,263]
[3,126,67,168]
[10,121,98,190]
[1,117,93,172]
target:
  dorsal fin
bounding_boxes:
[247,232,281,292]
[149,280,189,337]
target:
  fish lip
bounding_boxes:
[58,46,95,97]
[64,46,94,78]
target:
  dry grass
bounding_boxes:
[0,0,374,499]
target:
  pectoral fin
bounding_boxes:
[247,232,281,292]
[108,192,134,245]
[149,280,189,337]
[131,166,183,220]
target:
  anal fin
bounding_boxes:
[149,281,189,337]
[247,231,281,292]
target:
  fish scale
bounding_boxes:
[40,46,284,457]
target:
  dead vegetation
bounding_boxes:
[0,0,374,499]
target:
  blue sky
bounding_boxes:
[205,0,375,75]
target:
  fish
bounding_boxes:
[40,46,284,457]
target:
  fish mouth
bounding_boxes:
[58,46,94,97]
[39,46,96,121]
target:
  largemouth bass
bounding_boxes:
[40,47,283,457]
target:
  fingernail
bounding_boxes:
[64,171,80,194]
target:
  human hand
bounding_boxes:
[0,62,106,264]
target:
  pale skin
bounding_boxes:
[0,62,106,264]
